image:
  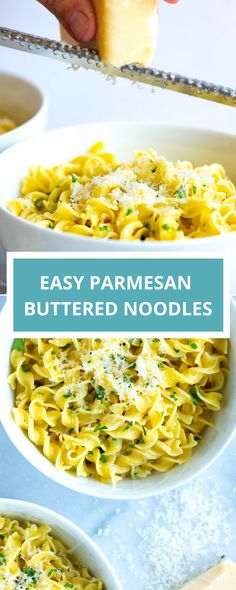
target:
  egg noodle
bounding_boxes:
[7,142,236,240]
[0,116,17,136]
[9,338,228,485]
[0,516,103,589]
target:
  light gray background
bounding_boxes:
[1,2,236,587]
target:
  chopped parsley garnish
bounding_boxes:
[190,342,198,350]
[142,425,147,436]
[0,553,6,565]
[34,197,44,209]
[95,385,105,400]
[59,343,71,351]
[21,363,30,372]
[71,173,78,183]
[137,438,145,445]
[151,167,157,173]
[94,421,108,432]
[23,568,37,583]
[12,338,25,351]
[129,443,135,448]
[63,392,73,399]
[123,373,132,384]
[123,421,133,431]
[99,225,108,231]
[65,583,74,589]
[192,185,197,194]
[170,393,178,401]
[175,186,187,199]
[162,224,170,230]
[100,455,108,463]
[126,208,133,216]
[48,568,58,577]
[190,386,201,405]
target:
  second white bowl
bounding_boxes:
[0,498,122,590]
[0,303,236,500]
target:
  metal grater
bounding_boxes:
[1,26,236,106]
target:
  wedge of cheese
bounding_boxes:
[60,0,158,67]
[181,561,236,589]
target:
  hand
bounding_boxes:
[38,0,180,43]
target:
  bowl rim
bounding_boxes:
[0,70,48,143]
[1,301,236,500]
[0,120,236,248]
[0,497,123,590]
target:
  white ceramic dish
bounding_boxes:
[0,72,48,152]
[0,122,235,285]
[0,498,122,590]
[0,301,236,500]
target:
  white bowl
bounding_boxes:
[0,498,122,590]
[0,72,48,152]
[0,302,236,500]
[0,122,235,285]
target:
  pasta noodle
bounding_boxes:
[0,516,103,589]
[9,337,228,485]
[0,116,17,135]
[7,142,236,240]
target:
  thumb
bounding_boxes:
[38,0,96,42]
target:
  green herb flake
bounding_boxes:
[59,343,71,351]
[126,208,133,216]
[71,173,78,183]
[65,583,74,589]
[194,435,201,442]
[162,224,170,231]
[190,386,201,405]
[23,568,37,583]
[94,421,108,432]
[190,342,198,350]
[34,197,44,209]
[63,392,73,399]
[100,455,108,463]
[12,338,25,351]
[48,568,58,577]
[192,185,197,194]
[175,186,187,199]
[123,421,133,431]
[99,225,108,231]
[142,425,147,436]
[170,393,178,402]
[95,385,105,400]
[129,443,135,448]
[21,363,30,372]
[0,553,6,565]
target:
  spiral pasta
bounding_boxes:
[9,338,228,485]
[7,142,236,240]
[0,516,103,589]
[0,116,17,135]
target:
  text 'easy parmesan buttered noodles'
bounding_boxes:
[9,337,228,486]
[7,142,236,241]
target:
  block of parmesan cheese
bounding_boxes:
[60,0,158,67]
[181,561,236,589]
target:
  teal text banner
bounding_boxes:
[12,257,224,334]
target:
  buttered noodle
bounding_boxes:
[9,338,228,485]
[0,116,17,135]
[7,142,236,240]
[0,516,103,589]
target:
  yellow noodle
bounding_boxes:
[0,516,103,589]
[0,116,17,135]
[9,338,228,485]
[7,142,236,239]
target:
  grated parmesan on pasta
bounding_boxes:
[0,517,103,589]
[9,337,228,485]
[7,142,236,240]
